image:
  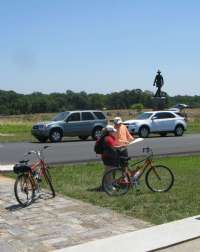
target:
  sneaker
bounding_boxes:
[108,185,117,192]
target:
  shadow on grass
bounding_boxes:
[87,186,104,192]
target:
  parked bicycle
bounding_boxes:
[102,147,174,196]
[13,146,55,206]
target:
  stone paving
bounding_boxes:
[0,175,151,252]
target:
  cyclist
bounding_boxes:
[100,125,126,186]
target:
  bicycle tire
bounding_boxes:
[102,168,130,196]
[145,165,174,192]
[43,167,56,197]
[14,174,35,206]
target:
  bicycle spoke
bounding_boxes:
[146,165,174,192]
[102,168,129,196]
[151,167,161,180]
[14,174,35,206]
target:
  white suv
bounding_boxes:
[123,111,187,138]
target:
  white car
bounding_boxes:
[123,111,187,138]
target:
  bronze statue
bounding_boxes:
[153,70,164,97]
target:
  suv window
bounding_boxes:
[67,113,80,122]
[52,111,69,121]
[93,111,106,119]
[155,112,175,119]
[82,112,94,120]
[137,112,153,120]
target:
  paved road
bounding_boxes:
[0,134,200,165]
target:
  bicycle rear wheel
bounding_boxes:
[145,165,174,192]
[14,174,35,206]
[102,168,130,196]
[43,167,56,197]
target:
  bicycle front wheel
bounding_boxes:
[43,167,56,197]
[145,165,174,192]
[14,174,35,206]
[102,168,130,196]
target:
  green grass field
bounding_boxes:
[36,155,200,225]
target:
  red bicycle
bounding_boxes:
[13,146,55,206]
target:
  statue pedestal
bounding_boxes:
[151,97,167,110]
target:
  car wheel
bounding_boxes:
[160,133,167,137]
[92,127,103,140]
[139,126,149,138]
[37,137,48,143]
[78,136,89,141]
[49,129,62,142]
[174,125,184,136]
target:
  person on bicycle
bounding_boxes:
[100,125,126,185]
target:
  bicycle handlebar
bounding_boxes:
[143,147,151,153]
[24,146,50,159]
[142,147,153,159]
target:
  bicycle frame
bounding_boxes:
[24,146,50,187]
[31,159,47,177]
[127,147,154,181]
[14,145,55,206]
[102,146,174,195]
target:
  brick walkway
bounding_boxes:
[0,176,151,252]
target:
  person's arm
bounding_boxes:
[106,136,127,149]
[153,76,157,86]
[161,76,164,86]
[125,127,134,142]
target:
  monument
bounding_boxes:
[153,70,164,97]
[152,70,166,110]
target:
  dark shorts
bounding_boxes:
[119,147,128,157]
[102,147,129,167]
[102,157,119,166]
[102,154,119,167]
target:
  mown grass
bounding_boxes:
[0,113,54,142]
[36,155,200,225]
[187,120,200,134]
[0,123,34,142]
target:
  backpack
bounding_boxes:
[94,136,105,154]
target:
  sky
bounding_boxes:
[0,0,200,96]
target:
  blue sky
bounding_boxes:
[0,0,200,96]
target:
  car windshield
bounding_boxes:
[52,112,69,121]
[136,112,153,120]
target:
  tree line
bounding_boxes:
[0,89,199,115]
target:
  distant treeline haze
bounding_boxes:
[0,89,199,115]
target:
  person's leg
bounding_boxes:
[104,165,115,185]
[118,148,131,182]
[120,148,128,157]
[158,86,161,97]
[154,88,158,97]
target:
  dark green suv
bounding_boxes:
[31,110,107,143]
